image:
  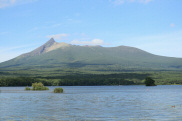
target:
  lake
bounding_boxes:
[1,85,182,121]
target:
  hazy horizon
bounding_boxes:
[0,0,182,62]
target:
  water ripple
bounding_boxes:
[1,85,182,120]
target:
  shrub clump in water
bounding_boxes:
[32,82,49,90]
[25,86,31,90]
[25,82,49,90]
[54,88,63,93]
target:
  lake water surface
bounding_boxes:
[1,85,182,121]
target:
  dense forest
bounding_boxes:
[1,69,182,86]
[0,73,144,86]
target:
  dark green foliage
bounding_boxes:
[25,86,31,90]
[54,88,63,93]
[145,77,156,86]
[0,73,145,86]
[0,77,37,86]
[52,80,60,86]
[1,69,182,86]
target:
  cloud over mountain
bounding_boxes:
[71,39,105,45]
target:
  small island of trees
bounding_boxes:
[145,77,156,86]
[25,82,49,90]
[25,82,64,93]
[54,88,64,93]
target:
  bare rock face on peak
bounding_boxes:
[20,38,70,57]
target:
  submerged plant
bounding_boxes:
[54,88,63,93]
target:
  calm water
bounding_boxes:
[1,85,182,121]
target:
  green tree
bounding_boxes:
[145,77,156,86]
[32,82,49,90]
[52,80,60,86]
[54,88,63,93]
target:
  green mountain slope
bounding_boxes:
[0,38,182,70]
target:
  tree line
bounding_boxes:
[0,73,149,86]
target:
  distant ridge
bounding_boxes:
[0,38,182,70]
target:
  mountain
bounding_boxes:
[0,38,182,70]
[20,38,70,57]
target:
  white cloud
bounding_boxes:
[111,0,153,5]
[170,23,175,28]
[0,0,36,8]
[46,34,68,40]
[92,39,105,45]
[71,39,105,45]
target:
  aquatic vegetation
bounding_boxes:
[54,87,63,93]
[32,82,49,90]
[25,82,49,90]
[25,86,31,90]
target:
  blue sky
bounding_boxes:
[0,0,182,62]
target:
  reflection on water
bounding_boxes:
[1,86,182,120]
